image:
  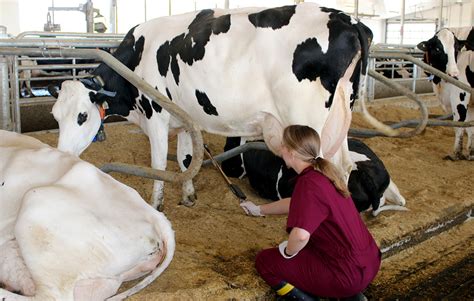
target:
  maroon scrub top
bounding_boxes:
[286,166,381,294]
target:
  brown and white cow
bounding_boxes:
[0,130,175,301]
[50,3,376,210]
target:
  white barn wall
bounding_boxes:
[0,0,20,35]
[360,18,385,44]
[402,2,472,28]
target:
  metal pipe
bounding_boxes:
[350,118,474,138]
[354,0,359,19]
[472,0,474,27]
[365,69,428,138]
[0,56,11,130]
[202,142,269,166]
[15,31,123,39]
[0,47,203,184]
[412,64,418,92]
[438,0,444,30]
[144,0,147,21]
[18,63,98,71]
[0,39,121,48]
[18,74,90,82]
[19,98,56,106]
[371,52,474,94]
[400,0,405,44]
[12,57,20,132]
[110,0,117,33]
[85,0,94,33]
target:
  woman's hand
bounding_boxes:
[240,201,264,216]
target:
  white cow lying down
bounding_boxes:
[0,130,175,301]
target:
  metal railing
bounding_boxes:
[367,44,429,100]
[0,47,204,185]
[350,51,474,138]
[0,32,123,132]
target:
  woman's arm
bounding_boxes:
[260,198,290,215]
[285,227,310,256]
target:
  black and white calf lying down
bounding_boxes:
[222,137,406,216]
[0,130,174,301]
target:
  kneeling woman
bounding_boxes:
[240,125,381,300]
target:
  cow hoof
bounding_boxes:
[180,194,197,207]
[443,154,463,161]
[156,203,165,212]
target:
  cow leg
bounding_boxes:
[177,130,196,207]
[466,105,474,160]
[445,127,466,160]
[147,117,170,211]
[467,126,474,160]
[383,179,406,206]
[0,239,35,296]
[373,181,409,217]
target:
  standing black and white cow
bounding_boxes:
[222,137,406,216]
[417,27,474,160]
[51,3,376,210]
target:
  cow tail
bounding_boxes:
[106,212,176,301]
[353,21,372,76]
[352,22,399,136]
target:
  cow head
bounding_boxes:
[51,80,108,155]
[417,29,461,78]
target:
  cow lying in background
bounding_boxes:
[417,27,474,160]
[0,130,174,301]
[222,137,406,216]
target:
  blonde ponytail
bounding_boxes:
[312,157,350,198]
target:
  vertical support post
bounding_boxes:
[0,56,12,130]
[471,0,474,26]
[225,0,229,9]
[168,0,172,16]
[412,64,418,92]
[110,0,117,33]
[144,0,147,21]
[354,0,359,19]
[85,0,94,33]
[438,0,444,30]
[400,0,405,45]
[367,57,376,102]
[12,56,20,132]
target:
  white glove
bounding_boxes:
[240,201,264,217]
[278,241,298,259]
